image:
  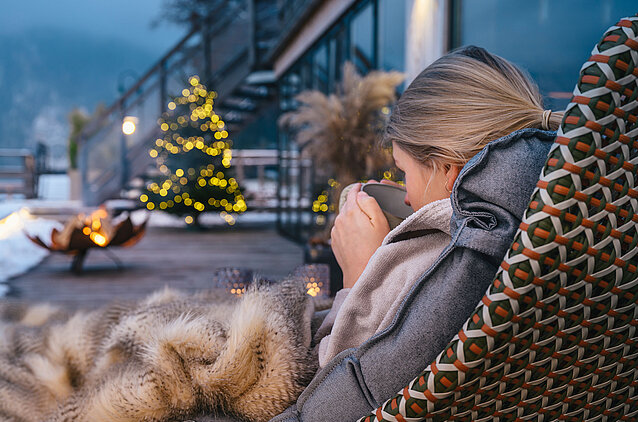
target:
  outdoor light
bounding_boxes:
[122,116,138,135]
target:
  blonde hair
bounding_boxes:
[386,46,563,168]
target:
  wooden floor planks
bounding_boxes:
[5,225,305,309]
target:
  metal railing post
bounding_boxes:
[79,135,89,205]
[203,18,212,85]
[119,101,128,192]
[160,59,167,115]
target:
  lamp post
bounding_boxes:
[119,114,138,191]
[116,70,140,193]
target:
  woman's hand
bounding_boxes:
[331,183,390,289]
[369,178,403,188]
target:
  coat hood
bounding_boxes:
[450,128,556,260]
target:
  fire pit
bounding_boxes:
[27,208,147,273]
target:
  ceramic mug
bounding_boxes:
[339,182,413,230]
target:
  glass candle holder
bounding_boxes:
[292,264,330,297]
[211,267,254,296]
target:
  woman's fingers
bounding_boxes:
[379,179,402,187]
[342,183,361,212]
[331,188,391,289]
[347,182,361,199]
[356,191,388,228]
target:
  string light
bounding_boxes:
[142,77,247,225]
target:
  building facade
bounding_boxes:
[75,0,636,236]
[268,0,636,241]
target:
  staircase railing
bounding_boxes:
[78,2,252,206]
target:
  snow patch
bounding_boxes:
[0,208,62,295]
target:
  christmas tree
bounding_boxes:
[141,76,247,226]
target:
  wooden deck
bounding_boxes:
[5,224,305,309]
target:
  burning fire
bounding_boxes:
[81,208,109,247]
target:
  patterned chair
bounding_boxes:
[360,15,638,422]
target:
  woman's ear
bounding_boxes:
[445,165,462,192]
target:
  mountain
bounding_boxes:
[0,28,156,158]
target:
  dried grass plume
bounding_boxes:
[279,63,404,188]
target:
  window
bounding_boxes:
[350,2,375,74]
[457,0,638,110]
[313,43,329,93]
[378,0,406,72]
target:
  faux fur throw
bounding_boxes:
[0,279,317,422]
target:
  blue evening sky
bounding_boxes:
[0,0,186,57]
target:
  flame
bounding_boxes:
[89,232,107,247]
[305,276,324,297]
[306,281,321,297]
[83,208,110,247]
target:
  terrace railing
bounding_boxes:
[0,149,36,198]
[231,148,312,212]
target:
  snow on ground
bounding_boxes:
[0,173,280,296]
[0,174,68,295]
[0,208,62,295]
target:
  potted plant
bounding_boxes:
[67,108,90,201]
[279,63,404,293]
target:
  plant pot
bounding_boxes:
[68,169,82,201]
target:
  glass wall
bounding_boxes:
[379,0,406,73]
[456,0,637,111]
[351,2,375,74]
[277,0,407,242]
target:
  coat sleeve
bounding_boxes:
[270,248,500,422]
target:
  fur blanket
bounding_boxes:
[0,279,318,422]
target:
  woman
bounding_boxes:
[316,45,563,367]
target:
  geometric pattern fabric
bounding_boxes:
[360,15,638,422]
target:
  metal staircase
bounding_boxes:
[78,0,281,207]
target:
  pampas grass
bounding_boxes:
[279,62,404,189]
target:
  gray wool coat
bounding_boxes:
[270,128,557,422]
[317,198,453,368]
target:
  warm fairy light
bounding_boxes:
[122,121,136,135]
[306,280,323,297]
[142,76,246,225]
[313,190,330,213]
[122,116,138,135]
